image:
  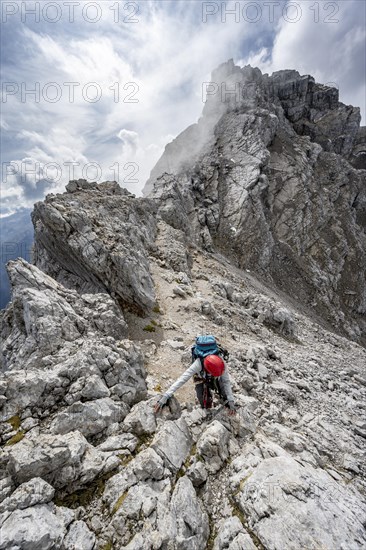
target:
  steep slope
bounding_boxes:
[1,181,366,549]
[145,61,366,345]
[0,61,365,550]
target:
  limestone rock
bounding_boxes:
[233,455,366,549]
[0,503,74,550]
[3,431,117,491]
[151,417,192,472]
[197,420,231,473]
[97,433,138,453]
[62,520,96,550]
[131,448,165,481]
[32,181,157,313]
[122,398,157,436]
[1,259,128,372]
[50,398,126,438]
[1,59,366,550]
[0,478,54,513]
[186,461,208,487]
[152,221,192,274]
[213,516,256,550]
[170,476,210,549]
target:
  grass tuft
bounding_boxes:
[5,430,25,446]
[143,323,156,332]
[7,415,21,431]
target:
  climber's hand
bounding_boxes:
[154,401,162,414]
[154,395,168,414]
[227,401,237,416]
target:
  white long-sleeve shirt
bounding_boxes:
[162,358,234,403]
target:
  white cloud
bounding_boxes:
[0,117,9,130]
[1,0,364,215]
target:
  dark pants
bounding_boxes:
[194,376,228,409]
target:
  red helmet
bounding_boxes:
[203,355,225,377]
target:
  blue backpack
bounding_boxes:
[191,335,229,362]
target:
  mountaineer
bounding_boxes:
[154,335,237,415]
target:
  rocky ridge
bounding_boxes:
[145,60,366,346]
[1,62,366,549]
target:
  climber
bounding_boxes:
[154,351,237,415]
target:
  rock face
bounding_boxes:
[1,60,366,550]
[232,454,366,550]
[145,61,366,345]
[32,180,157,314]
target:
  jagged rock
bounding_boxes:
[97,433,138,453]
[1,58,366,550]
[262,423,308,453]
[0,503,74,550]
[152,221,192,273]
[173,285,187,298]
[186,460,208,487]
[66,179,98,193]
[3,431,117,491]
[64,374,110,404]
[0,259,128,372]
[0,478,54,513]
[113,482,161,522]
[62,520,96,550]
[50,398,126,438]
[0,477,13,504]
[213,516,256,550]
[269,381,297,403]
[1,331,147,430]
[196,420,231,473]
[130,448,165,481]
[122,533,145,549]
[151,417,192,472]
[232,455,366,549]
[238,396,260,414]
[102,469,138,515]
[170,476,210,549]
[106,479,173,546]
[32,181,157,313]
[259,306,295,337]
[122,398,158,436]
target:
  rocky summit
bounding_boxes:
[1,61,366,550]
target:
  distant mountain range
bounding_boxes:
[0,208,34,309]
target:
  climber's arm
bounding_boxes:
[154,359,201,411]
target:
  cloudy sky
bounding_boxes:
[1,0,365,216]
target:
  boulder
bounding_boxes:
[197,421,231,473]
[62,520,96,550]
[151,418,192,472]
[122,398,157,436]
[170,476,210,549]
[32,181,157,313]
[97,433,138,453]
[213,516,256,550]
[0,478,54,513]
[131,448,165,481]
[3,431,117,491]
[50,398,126,438]
[186,461,208,487]
[0,503,74,550]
